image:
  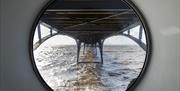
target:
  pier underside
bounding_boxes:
[34,0,146,64]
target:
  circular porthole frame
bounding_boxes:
[29,0,152,91]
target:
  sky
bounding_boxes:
[33,24,146,46]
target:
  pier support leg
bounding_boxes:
[37,23,42,43]
[95,43,97,56]
[98,40,104,64]
[77,40,81,63]
[83,43,86,55]
[127,29,130,35]
[50,28,53,37]
[139,25,143,41]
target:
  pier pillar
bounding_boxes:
[83,43,86,54]
[77,40,81,63]
[37,23,42,43]
[98,40,104,64]
[127,29,130,35]
[139,25,143,41]
[50,28,53,37]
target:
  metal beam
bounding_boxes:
[33,33,58,50]
[76,40,81,63]
[37,23,42,43]
[128,29,130,35]
[63,10,133,30]
[43,11,135,15]
[139,25,143,41]
[47,20,132,23]
[83,43,86,54]
[98,40,104,64]
[50,28,53,36]
[43,17,133,20]
[122,34,146,51]
[118,21,141,33]
[40,21,59,32]
[46,9,133,12]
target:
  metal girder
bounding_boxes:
[139,25,143,40]
[76,40,81,63]
[62,10,134,30]
[98,40,104,64]
[46,9,133,12]
[118,21,141,33]
[40,21,59,32]
[33,33,58,50]
[122,34,146,51]
[47,0,130,10]
[37,23,42,43]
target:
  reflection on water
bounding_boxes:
[74,48,104,91]
[34,45,145,91]
[58,48,105,91]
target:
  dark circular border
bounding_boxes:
[29,0,152,91]
[29,0,56,90]
[122,0,152,91]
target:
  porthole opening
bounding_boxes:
[30,0,151,91]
